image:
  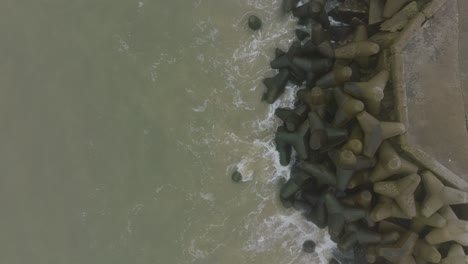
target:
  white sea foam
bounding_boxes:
[221,3,336,263]
[178,1,337,263]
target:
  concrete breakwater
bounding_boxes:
[245,0,468,263]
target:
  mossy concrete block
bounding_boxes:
[421,0,448,18]
[391,12,426,54]
[391,0,468,191]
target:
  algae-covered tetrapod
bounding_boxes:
[254,0,468,262]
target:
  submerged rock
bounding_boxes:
[248,15,262,30]
[231,171,243,182]
[303,240,317,253]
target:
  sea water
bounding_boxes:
[0,0,335,263]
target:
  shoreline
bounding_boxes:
[244,0,468,263]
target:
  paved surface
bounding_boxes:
[400,0,468,185]
[459,0,468,125]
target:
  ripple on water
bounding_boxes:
[179,1,336,263]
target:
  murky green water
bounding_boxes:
[0,1,333,263]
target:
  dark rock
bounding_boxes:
[248,15,262,30]
[231,171,243,182]
[303,240,317,253]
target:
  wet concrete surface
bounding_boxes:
[397,0,468,188]
[459,0,468,126]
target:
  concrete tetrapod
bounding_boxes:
[371,196,411,222]
[297,160,336,187]
[370,141,419,182]
[297,87,328,118]
[308,111,348,151]
[367,231,418,263]
[333,41,380,59]
[347,170,372,189]
[274,107,307,132]
[301,38,334,59]
[328,149,376,191]
[350,21,371,68]
[373,173,421,218]
[338,223,399,251]
[293,57,333,87]
[310,19,329,44]
[425,206,468,246]
[412,239,441,263]
[383,0,412,18]
[295,28,310,41]
[316,67,353,88]
[270,66,305,88]
[420,171,468,218]
[270,41,306,86]
[343,70,390,115]
[274,120,310,163]
[396,255,417,264]
[369,0,385,25]
[305,191,328,228]
[369,31,400,49]
[270,55,302,75]
[280,168,312,200]
[292,1,324,19]
[410,205,447,233]
[274,126,292,166]
[332,87,365,127]
[378,220,407,234]
[324,192,368,241]
[440,243,468,264]
[262,69,290,104]
[291,57,333,75]
[381,1,419,32]
[342,125,364,155]
[329,0,368,24]
[356,111,406,157]
[341,190,373,209]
